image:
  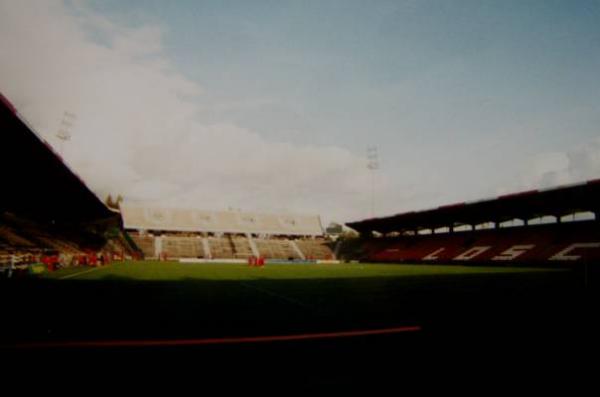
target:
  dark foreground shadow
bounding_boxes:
[1,269,596,388]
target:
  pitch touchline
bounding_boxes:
[59,266,106,279]
[7,326,422,349]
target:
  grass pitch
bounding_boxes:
[44,260,560,281]
[3,260,579,344]
[2,260,590,387]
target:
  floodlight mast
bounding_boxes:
[367,146,379,218]
[56,111,76,156]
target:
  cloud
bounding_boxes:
[0,0,385,223]
[521,137,600,189]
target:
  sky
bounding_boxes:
[1,0,600,225]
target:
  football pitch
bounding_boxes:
[2,260,591,386]
[3,260,582,344]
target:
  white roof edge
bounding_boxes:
[125,225,322,236]
[120,203,320,219]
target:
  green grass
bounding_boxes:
[5,259,580,345]
[4,260,587,387]
[44,260,563,281]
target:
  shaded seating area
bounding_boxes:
[357,220,600,265]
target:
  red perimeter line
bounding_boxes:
[7,325,421,349]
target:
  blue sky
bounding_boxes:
[84,0,600,142]
[2,0,600,222]
[85,0,600,164]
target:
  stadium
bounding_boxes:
[2,1,600,386]
[1,89,595,384]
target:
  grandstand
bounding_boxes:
[1,89,335,268]
[0,90,345,266]
[0,92,137,272]
[122,205,335,261]
[345,181,600,266]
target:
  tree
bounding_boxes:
[326,222,343,235]
[105,194,124,210]
[105,194,115,208]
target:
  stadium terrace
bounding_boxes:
[344,181,600,265]
[0,92,334,270]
